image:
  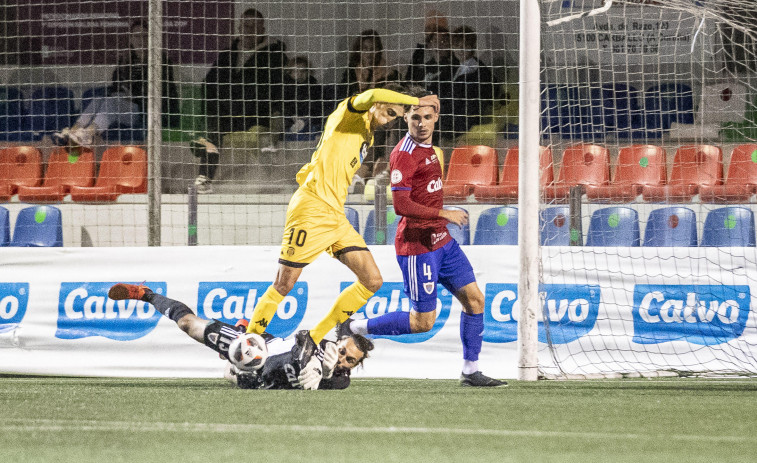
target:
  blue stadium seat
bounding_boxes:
[644,83,694,134]
[0,86,35,142]
[561,85,604,140]
[643,207,698,247]
[0,206,10,246]
[10,205,63,247]
[364,208,398,245]
[701,206,756,247]
[474,206,518,245]
[28,86,76,135]
[445,206,470,245]
[540,206,572,246]
[601,83,645,138]
[541,84,560,134]
[585,207,641,246]
[345,206,360,233]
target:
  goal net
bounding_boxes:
[536,0,757,378]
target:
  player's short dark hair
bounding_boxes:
[242,8,264,19]
[351,334,374,367]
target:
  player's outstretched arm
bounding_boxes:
[351,88,419,111]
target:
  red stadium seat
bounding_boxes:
[473,146,554,202]
[642,145,723,202]
[70,145,147,202]
[699,144,757,203]
[0,146,42,201]
[586,144,666,202]
[543,144,610,201]
[17,147,95,202]
[443,145,499,201]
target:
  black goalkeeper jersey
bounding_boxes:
[235,337,351,390]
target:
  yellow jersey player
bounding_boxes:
[242,84,440,378]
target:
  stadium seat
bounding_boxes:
[364,207,399,245]
[540,206,572,246]
[699,144,757,203]
[643,207,698,247]
[585,206,641,246]
[560,85,604,140]
[28,86,76,135]
[701,206,756,247]
[544,144,610,201]
[601,83,644,138]
[586,144,667,202]
[0,206,9,246]
[541,84,560,134]
[345,206,360,233]
[17,147,95,202]
[473,206,518,245]
[0,86,34,142]
[473,146,554,203]
[644,83,694,133]
[70,145,147,202]
[10,205,63,247]
[444,206,470,245]
[443,145,499,201]
[641,145,723,202]
[0,146,43,201]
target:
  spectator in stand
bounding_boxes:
[334,30,400,102]
[192,8,288,194]
[52,20,179,149]
[332,30,401,189]
[406,26,457,145]
[447,25,495,137]
[405,10,449,83]
[282,55,325,139]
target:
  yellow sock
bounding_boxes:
[247,286,285,334]
[309,281,374,343]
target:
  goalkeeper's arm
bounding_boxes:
[351,88,439,113]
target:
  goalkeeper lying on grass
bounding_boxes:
[108,283,374,390]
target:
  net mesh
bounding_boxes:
[538,0,757,378]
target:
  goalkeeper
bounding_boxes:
[241,84,440,370]
[108,283,374,390]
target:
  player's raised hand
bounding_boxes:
[321,342,339,379]
[439,208,469,227]
[418,94,440,113]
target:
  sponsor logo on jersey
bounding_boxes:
[197,282,308,338]
[0,283,29,332]
[391,169,402,184]
[56,282,166,340]
[483,283,600,343]
[632,285,750,345]
[341,281,453,343]
[426,178,443,193]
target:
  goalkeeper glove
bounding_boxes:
[321,342,339,379]
[298,357,323,390]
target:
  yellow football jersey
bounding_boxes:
[295,97,371,212]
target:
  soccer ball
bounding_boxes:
[228,333,268,371]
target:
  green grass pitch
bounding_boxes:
[1,377,755,462]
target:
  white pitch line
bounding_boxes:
[0,419,750,444]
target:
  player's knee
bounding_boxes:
[361,274,383,293]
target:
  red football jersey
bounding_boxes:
[389,133,451,255]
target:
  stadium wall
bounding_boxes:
[0,245,755,379]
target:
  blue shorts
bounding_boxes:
[396,239,476,312]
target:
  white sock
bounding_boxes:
[462,360,479,375]
[350,319,369,335]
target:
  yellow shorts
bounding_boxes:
[278,189,368,267]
